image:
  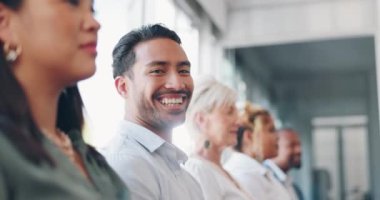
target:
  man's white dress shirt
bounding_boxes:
[264,160,300,200]
[224,151,292,200]
[102,120,204,200]
[185,156,253,200]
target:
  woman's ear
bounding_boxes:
[243,129,253,145]
[0,4,14,44]
[114,76,129,98]
[194,112,208,131]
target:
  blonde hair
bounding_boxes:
[186,76,237,138]
[237,102,271,162]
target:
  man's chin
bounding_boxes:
[293,163,302,169]
[161,115,186,128]
[170,118,186,127]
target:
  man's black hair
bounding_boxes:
[112,24,181,79]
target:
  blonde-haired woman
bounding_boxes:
[224,102,291,200]
[184,77,253,200]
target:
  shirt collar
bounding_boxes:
[118,120,165,153]
[229,151,269,176]
[263,159,287,182]
[118,120,188,164]
[159,142,188,165]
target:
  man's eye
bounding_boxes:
[150,69,164,74]
[179,70,190,74]
[66,0,80,6]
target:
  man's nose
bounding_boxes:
[164,72,185,90]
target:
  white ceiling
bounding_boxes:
[225,0,314,10]
[235,36,375,74]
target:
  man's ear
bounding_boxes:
[114,76,129,98]
[0,4,15,44]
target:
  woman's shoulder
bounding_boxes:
[185,156,210,170]
[82,144,129,198]
[0,131,26,166]
[0,115,29,162]
[184,156,220,178]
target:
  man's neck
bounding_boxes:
[272,159,289,173]
[124,115,173,143]
[156,130,172,143]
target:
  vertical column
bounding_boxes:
[371,1,380,198]
[295,116,313,200]
[367,63,380,200]
[337,127,346,200]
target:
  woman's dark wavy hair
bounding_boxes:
[0,0,104,167]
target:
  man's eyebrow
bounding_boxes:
[146,61,169,67]
[177,61,191,67]
[145,61,191,68]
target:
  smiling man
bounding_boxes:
[102,24,204,200]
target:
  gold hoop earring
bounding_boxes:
[3,43,22,62]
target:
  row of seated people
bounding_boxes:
[101,24,304,200]
[0,0,302,198]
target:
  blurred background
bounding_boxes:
[79,0,380,199]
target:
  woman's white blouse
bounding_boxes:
[184,156,253,200]
[224,152,292,200]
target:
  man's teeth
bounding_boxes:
[161,98,183,105]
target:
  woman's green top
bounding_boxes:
[0,129,129,200]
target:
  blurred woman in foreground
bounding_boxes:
[0,0,128,199]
